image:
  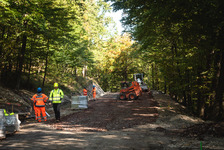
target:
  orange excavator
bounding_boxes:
[118,81,142,100]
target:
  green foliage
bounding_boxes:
[2,0,223,120]
[108,0,224,119]
[0,0,113,90]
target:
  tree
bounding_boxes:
[108,0,224,120]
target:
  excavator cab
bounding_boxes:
[133,73,149,92]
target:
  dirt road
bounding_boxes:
[0,92,224,150]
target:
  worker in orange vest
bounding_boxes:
[83,87,88,96]
[92,85,96,101]
[31,87,48,122]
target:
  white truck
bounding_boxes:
[133,73,149,92]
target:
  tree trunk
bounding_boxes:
[74,66,77,77]
[155,64,159,90]
[0,26,5,70]
[207,50,221,119]
[213,27,224,120]
[164,80,167,94]
[214,50,224,119]
[82,65,87,78]
[186,69,193,111]
[27,52,32,87]
[151,64,155,89]
[27,38,35,87]
[183,91,187,106]
[196,67,205,117]
[42,39,50,88]
[16,22,27,89]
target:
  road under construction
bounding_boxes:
[1,91,224,149]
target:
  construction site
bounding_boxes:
[0,80,224,150]
[1,0,224,149]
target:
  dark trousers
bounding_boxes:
[53,103,61,120]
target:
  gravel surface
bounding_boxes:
[0,91,224,150]
[49,92,158,132]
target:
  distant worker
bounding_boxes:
[49,83,64,122]
[83,87,88,96]
[92,85,96,101]
[31,87,48,122]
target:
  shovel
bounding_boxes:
[45,111,50,117]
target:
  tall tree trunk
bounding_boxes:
[170,42,176,99]
[82,65,87,78]
[16,22,27,90]
[213,27,224,120]
[155,64,159,90]
[151,64,155,89]
[164,80,167,94]
[0,26,5,70]
[42,39,50,88]
[183,91,187,106]
[74,66,77,77]
[186,69,193,111]
[196,66,205,117]
[27,37,35,87]
[27,52,32,87]
[207,51,220,119]
[215,50,224,119]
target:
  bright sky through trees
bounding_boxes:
[106,9,124,35]
[111,10,123,34]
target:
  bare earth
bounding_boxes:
[0,92,224,150]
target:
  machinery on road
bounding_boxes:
[118,81,142,100]
[133,73,149,92]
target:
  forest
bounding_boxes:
[0,0,224,121]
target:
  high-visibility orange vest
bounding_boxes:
[92,88,96,98]
[92,88,96,94]
[83,89,88,96]
[31,93,48,107]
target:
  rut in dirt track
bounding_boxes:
[48,93,159,131]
